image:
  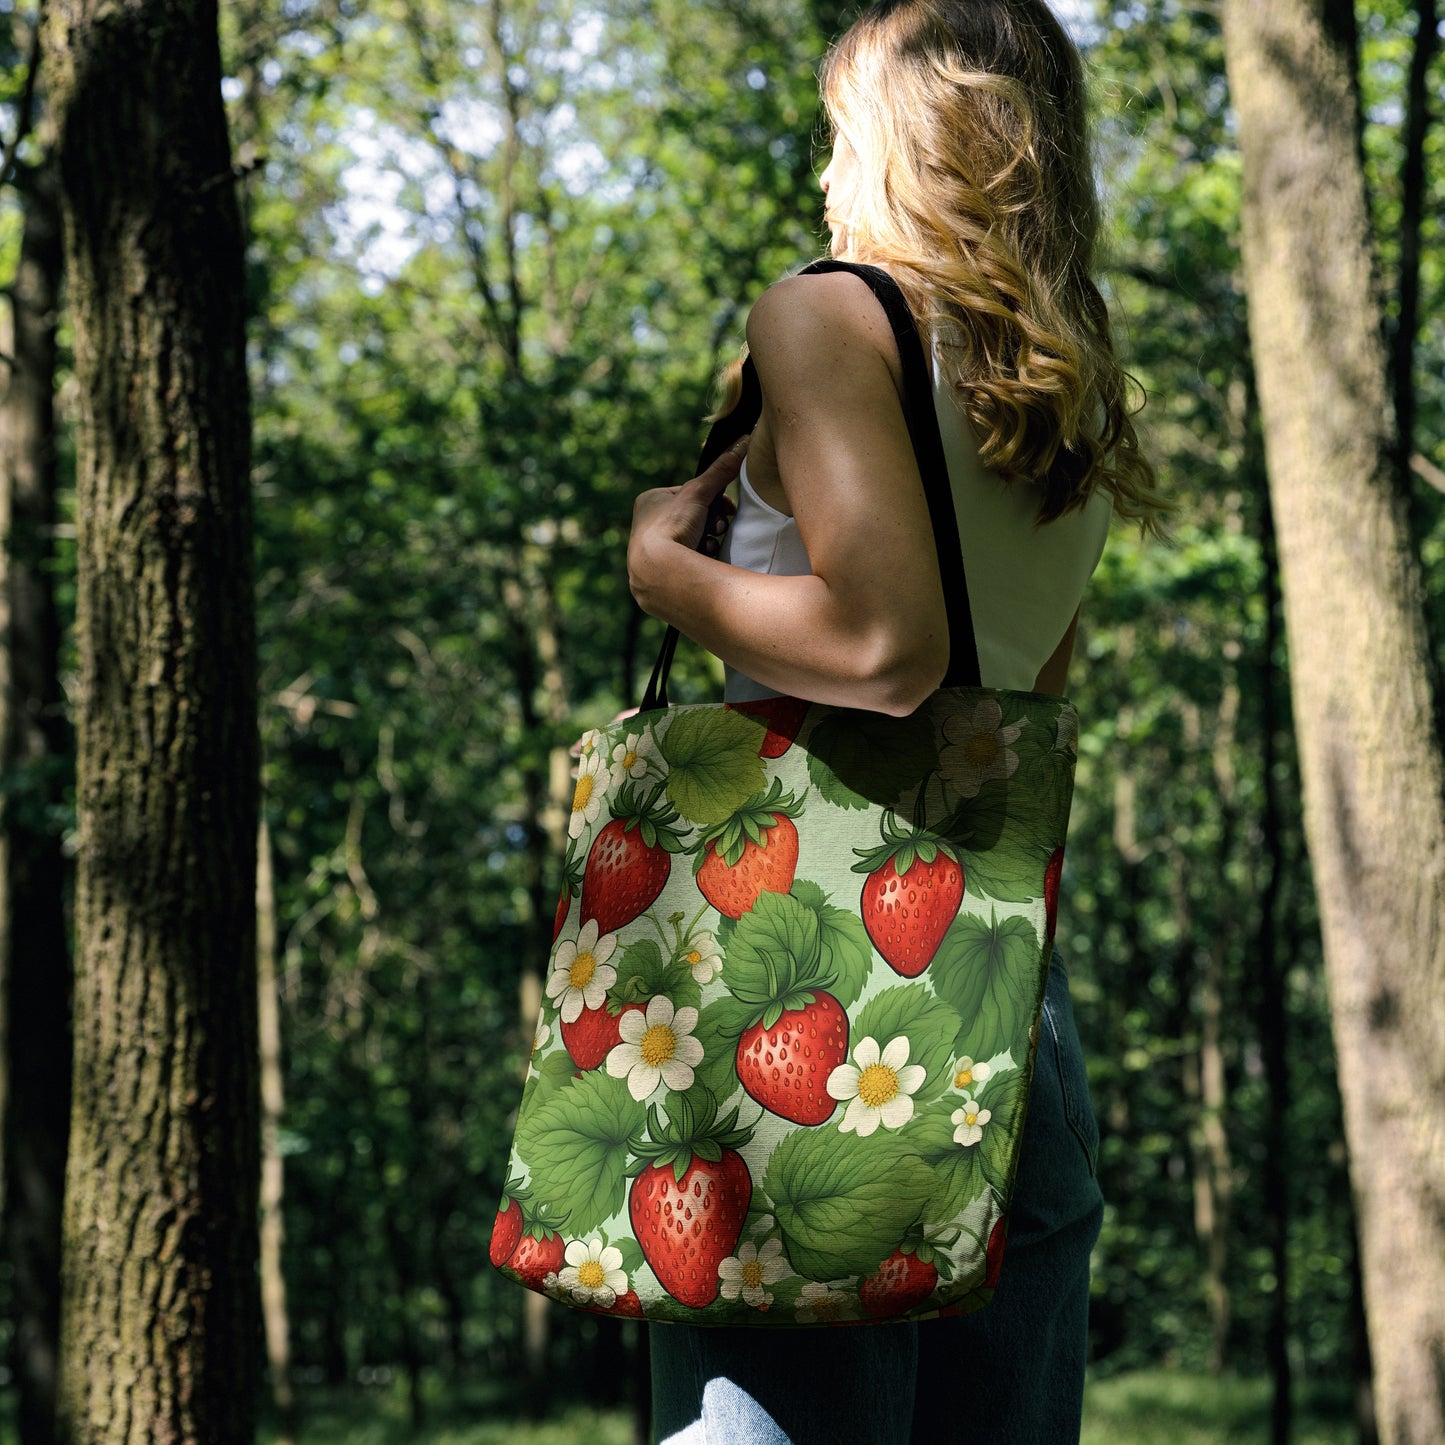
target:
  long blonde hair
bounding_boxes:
[811,0,1165,529]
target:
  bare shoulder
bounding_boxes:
[745,269,902,390]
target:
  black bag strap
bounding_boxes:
[639,259,979,710]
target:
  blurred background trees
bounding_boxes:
[0,0,1441,1440]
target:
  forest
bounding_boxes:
[0,0,1442,1442]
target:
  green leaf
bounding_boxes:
[763,1130,934,1280]
[852,986,961,1101]
[932,912,1043,1062]
[805,709,936,812]
[612,937,701,1014]
[946,779,1060,904]
[911,1102,990,1217]
[658,709,767,825]
[616,1238,647,1279]
[514,1072,647,1236]
[723,890,823,1007]
[690,997,752,1102]
[978,1070,1027,1196]
[789,880,872,1009]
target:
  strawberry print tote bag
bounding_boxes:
[491,262,1079,1326]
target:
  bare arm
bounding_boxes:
[1032,607,1081,696]
[627,272,950,716]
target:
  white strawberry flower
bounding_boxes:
[794,1280,853,1323]
[546,920,618,1024]
[609,729,658,790]
[678,930,723,985]
[531,1018,552,1061]
[568,749,607,840]
[576,728,604,760]
[717,1238,790,1309]
[938,697,1023,802]
[827,1035,927,1137]
[557,1237,628,1308]
[605,994,703,1100]
[950,1056,992,1093]
[952,1095,993,1147]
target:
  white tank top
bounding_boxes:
[718,353,1111,700]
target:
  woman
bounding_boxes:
[626,2,1165,1442]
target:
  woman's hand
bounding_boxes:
[628,439,747,612]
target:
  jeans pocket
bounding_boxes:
[1041,985,1099,1177]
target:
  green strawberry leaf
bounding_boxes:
[945,778,1060,904]
[763,1129,934,1281]
[789,880,873,1010]
[615,1237,647,1279]
[931,911,1043,1062]
[912,1101,991,1217]
[723,890,824,1010]
[978,1070,1027,1195]
[805,708,936,812]
[690,997,753,1101]
[612,937,702,1014]
[658,709,767,826]
[513,1072,647,1236]
[852,986,962,1102]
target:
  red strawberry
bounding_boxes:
[553,887,571,941]
[853,814,963,977]
[561,1000,645,1071]
[581,783,688,936]
[695,780,802,919]
[505,1228,566,1290]
[628,1093,754,1308]
[985,1214,1008,1288]
[591,1289,644,1319]
[860,1247,939,1319]
[725,695,810,757]
[489,1198,524,1269]
[1043,847,1064,943]
[737,992,849,1126]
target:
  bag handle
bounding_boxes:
[639,260,979,710]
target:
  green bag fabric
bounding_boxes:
[491,262,1079,1326]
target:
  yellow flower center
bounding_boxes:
[568,951,597,989]
[640,1023,677,1067]
[686,950,702,967]
[572,773,595,812]
[577,1260,606,1290]
[965,733,1000,768]
[808,1292,842,1319]
[742,1259,764,1289]
[622,749,638,770]
[857,1063,900,1109]
[964,1109,980,1126]
[954,1066,974,1089]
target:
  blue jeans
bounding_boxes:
[650,960,1103,1445]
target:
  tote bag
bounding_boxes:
[491,261,1079,1326]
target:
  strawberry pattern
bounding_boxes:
[496,684,1078,1326]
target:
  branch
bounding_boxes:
[1410,452,1445,496]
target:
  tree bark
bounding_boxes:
[42,0,261,1440]
[1221,4,1445,1441]
[0,151,70,1445]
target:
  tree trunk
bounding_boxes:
[257,815,297,1445]
[42,0,261,1439]
[1221,4,1445,1442]
[0,151,70,1445]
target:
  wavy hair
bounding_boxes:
[814,0,1166,529]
